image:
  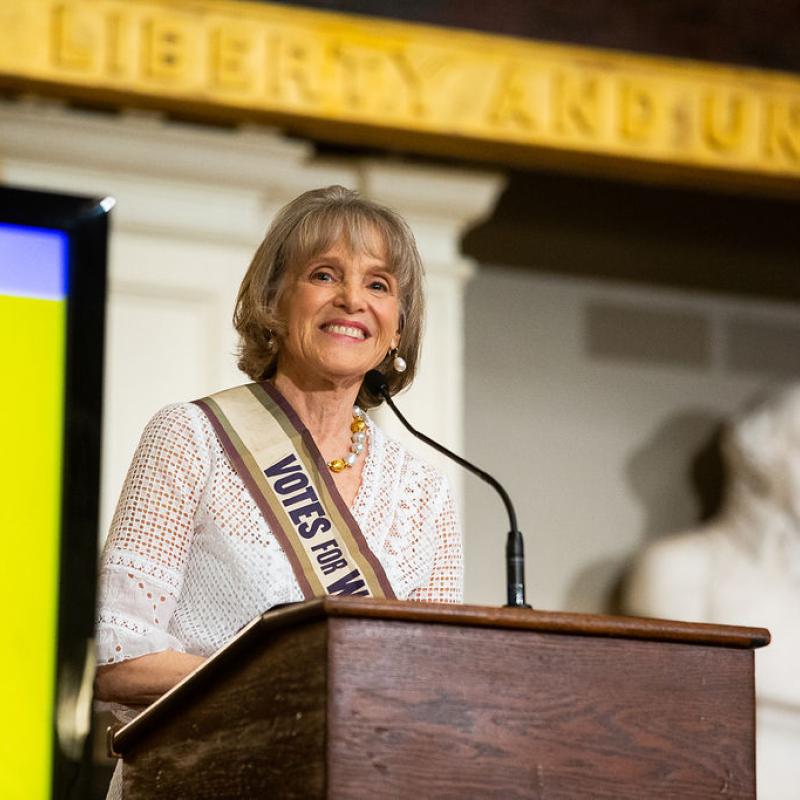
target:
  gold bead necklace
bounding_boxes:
[328,406,366,473]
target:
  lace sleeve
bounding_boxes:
[96,404,211,665]
[407,471,464,604]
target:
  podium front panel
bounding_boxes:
[327,617,755,799]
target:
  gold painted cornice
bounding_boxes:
[1,0,799,192]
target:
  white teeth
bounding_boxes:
[324,324,366,339]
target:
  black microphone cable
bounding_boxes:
[364,370,531,608]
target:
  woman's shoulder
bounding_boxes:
[134,399,222,462]
[367,417,450,491]
[143,400,212,437]
[145,383,265,440]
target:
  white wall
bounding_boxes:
[463,266,800,609]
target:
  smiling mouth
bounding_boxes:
[322,323,367,340]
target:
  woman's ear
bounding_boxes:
[393,313,406,349]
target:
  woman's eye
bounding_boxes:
[369,280,389,292]
[310,269,335,282]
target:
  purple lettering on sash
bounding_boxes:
[326,569,369,596]
[264,453,302,478]
[273,473,308,494]
[281,485,319,508]
[298,516,332,539]
[312,540,347,574]
[288,501,324,526]
[311,539,338,552]
[317,548,343,564]
[321,559,347,575]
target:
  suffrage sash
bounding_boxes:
[193,382,395,600]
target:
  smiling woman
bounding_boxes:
[94,186,463,799]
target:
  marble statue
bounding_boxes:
[624,386,800,800]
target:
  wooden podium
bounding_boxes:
[110,598,769,799]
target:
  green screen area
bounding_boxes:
[0,230,67,800]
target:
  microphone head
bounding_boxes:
[364,369,389,396]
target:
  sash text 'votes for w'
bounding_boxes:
[264,454,369,596]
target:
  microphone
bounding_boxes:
[364,370,531,609]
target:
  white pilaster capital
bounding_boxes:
[0,100,307,187]
[355,159,506,277]
[356,159,506,226]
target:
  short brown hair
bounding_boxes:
[234,186,425,408]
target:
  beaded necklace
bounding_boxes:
[328,406,366,473]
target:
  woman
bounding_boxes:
[95,185,463,711]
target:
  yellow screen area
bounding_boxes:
[0,293,66,800]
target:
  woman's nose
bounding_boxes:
[335,280,366,312]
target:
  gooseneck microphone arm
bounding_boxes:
[365,371,531,608]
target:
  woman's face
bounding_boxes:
[276,231,401,388]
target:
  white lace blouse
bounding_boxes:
[96,400,463,668]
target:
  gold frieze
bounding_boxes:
[1,0,799,189]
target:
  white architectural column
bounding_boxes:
[0,99,504,541]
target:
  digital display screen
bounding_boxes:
[0,223,69,800]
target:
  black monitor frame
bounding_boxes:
[0,185,110,799]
